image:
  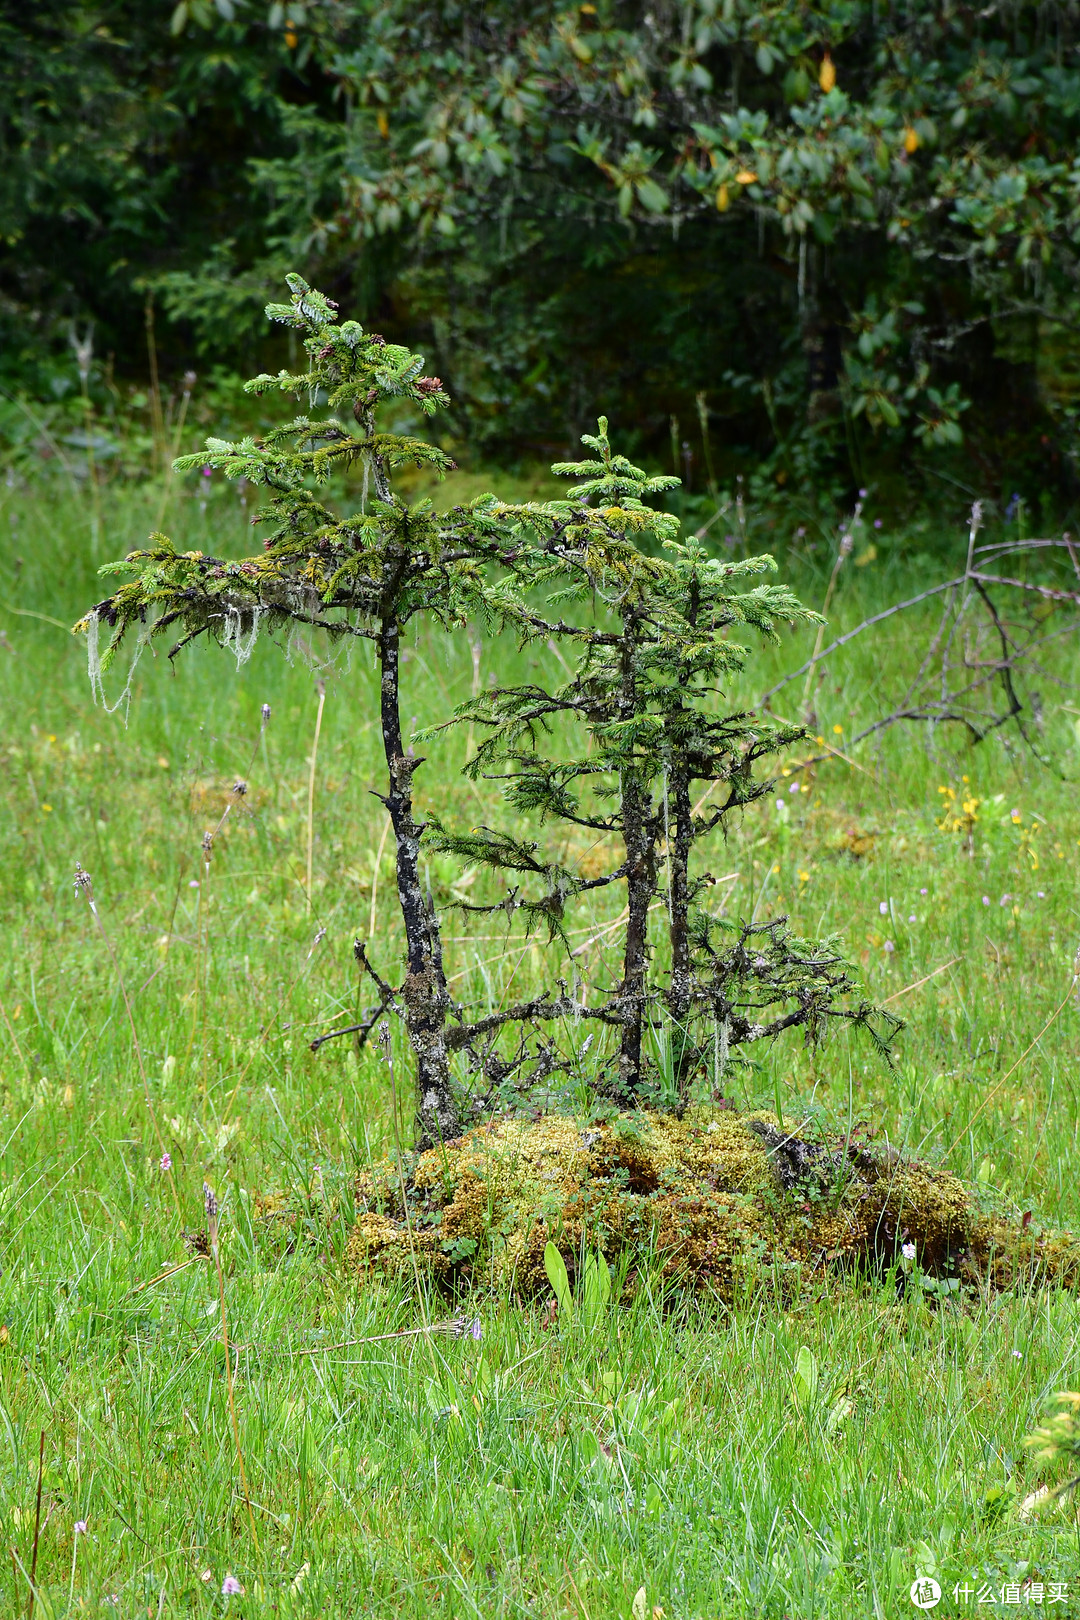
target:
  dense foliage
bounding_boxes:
[8,2,1080,503]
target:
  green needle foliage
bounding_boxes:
[430,419,900,1104]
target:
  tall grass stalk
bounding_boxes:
[26,1429,43,1620]
[306,679,326,909]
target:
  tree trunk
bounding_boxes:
[615,617,654,1099]
[378,613,459,1150]
[667,761,695,1097]
[618,769,653,1098]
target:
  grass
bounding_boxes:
[0,470,1079,1616]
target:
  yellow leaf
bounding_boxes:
[735,169,757,185]
[716,183,730,212]
[376,111,389,138]
[284,28,298,47]
[819,51,836,92]
[903,126,919,153]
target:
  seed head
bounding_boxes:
[201,830,214,860]
[73,862,93,896]
[203,1181,218,1221]
[232,779,247,797]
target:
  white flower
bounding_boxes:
[901,1242,916,1261]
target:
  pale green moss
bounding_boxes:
[344,1107,1080,1302]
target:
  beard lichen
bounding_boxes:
[345,1106,1080,1303]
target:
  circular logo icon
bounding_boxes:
[910,1577,942,1610]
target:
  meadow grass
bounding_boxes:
[0,474,1079,1616]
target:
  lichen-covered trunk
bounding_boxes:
[618,769,654,1098]
[378,615,459,1149]
[615,617,654,1099]
[667,763,695,1097]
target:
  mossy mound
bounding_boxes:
[346,1107,1080,1302]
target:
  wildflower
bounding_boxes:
[73,862,93,895]
[74,1520,87,1535]
[201,467,213,478]
[901,1242,916,1260]
[261,703,272,724]
[789,781,800,793]
[982,896,990,906]
[221,1575,243,1596]
[1010,808,1022,823]
[833,724,843,735]
[469,1318,482,1340]
[798,870,809,883]
[203,1182,218,1220]
[160,1152,172,1172]
[884,939,895,953]
[879,901,889,915]
[796,526,806,538]
[1012,1351,1022,1360]
[202,830,214,861]
[858,487,868,498]
[999,894,1011,907]
[908,914,916,923]
[920,887,928,895]
[189,879,200,889]
[1038,891,1046,898]
[874,518,882,529]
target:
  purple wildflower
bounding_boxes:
[160,1152,172,1172]
[221,1575,242,1596]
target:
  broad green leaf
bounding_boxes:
[544,1240,573,1320]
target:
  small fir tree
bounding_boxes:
[432,420,899,1101]
[76,275,528,1147]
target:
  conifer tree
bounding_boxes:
[76,274,526,1148]
[433,421,898,1101]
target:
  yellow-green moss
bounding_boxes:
[344,1107,1080,1303]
